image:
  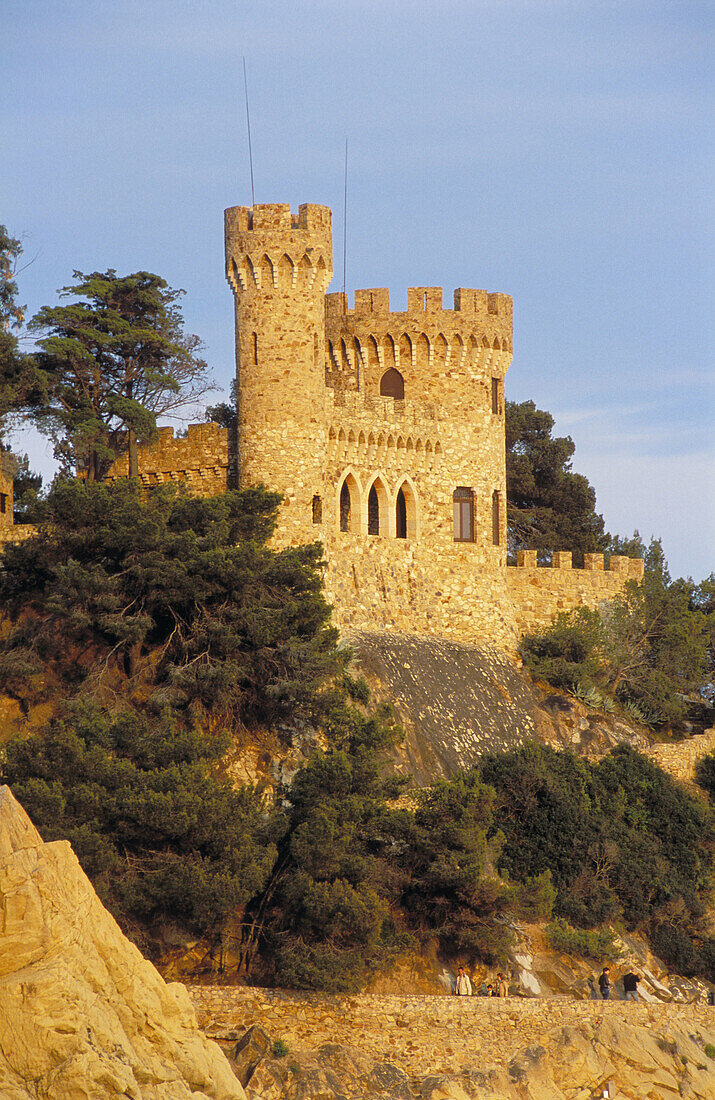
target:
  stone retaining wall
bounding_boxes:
[647,727,715,785]
[189,987,713,1079]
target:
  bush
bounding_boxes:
[545,919,622,960]
[694,752,715,802]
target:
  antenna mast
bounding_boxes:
[243,56,255,207]
[342,136,348,297]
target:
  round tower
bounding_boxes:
[224,202,333,545]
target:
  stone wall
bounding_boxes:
[507,550,645,637]
[104,422,232,495]
[0,523,35,548]
[190,986,713,1081]
[647,727,715,786]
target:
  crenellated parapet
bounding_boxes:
[507,551,644,637]
[225,203,332,298]
[103,423,232,495]
[324,286,512,411]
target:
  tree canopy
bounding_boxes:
[0,478,341,723]
[481,742,715,979]
[29,270,214,480]
[519,538,711,726]
[505,399,608,562]
[0,225,41,444]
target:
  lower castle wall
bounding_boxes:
[647,727,715,786]
[104,423,232,495]
[324,535,518,651]
[189,986,713,1080]
[507,551,644,638]
[0,524,35,548]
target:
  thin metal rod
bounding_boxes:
[342,136,348,297]
[243,56,255,207]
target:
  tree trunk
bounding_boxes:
[128,427,138,478]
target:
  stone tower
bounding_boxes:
[224,202,333,545]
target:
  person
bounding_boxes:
[587,976,599,1001]
[455,966,472,996]
[486,983,494,997]
[598,966,611,1000]
[623,971,640,1002]
[496,972,508,998]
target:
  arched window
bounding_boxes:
[312,495,322,524]
[396,488,407,539]
[453,487,474,542]
[368,485,380,535]
[340,481,351,532]
[379,368,404,399]
[492,490,501,545]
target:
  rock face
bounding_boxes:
[0,785,245,1100]
[350,632,649,783]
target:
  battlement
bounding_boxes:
[225,202,332,234]
[326,287,513,323]
[515,550,644,578]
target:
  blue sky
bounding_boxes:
[3,0,713,580]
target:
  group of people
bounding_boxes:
[588,967,640,1001]
[455,964,642,1001]
[455,966,508,997]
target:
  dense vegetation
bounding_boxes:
[481,741,715,980]
[519,537,714,726]
[1,235,712,989]
[1,482,711,987]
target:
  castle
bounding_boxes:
[91,202,642,651]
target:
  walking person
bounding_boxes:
[455,966,472,996]
[623,971,640,1002]
[496,972,508,998]
[587,976,599,1000]
[598,966,611,1000]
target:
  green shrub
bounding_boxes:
[271,1040,289,1059]
[545,919,622,960]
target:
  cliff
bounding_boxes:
[0,785,245,1100]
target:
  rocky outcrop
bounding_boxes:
[350,632,649,782]
[193,987,715,1099]
[0,785,245,1100]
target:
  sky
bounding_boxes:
[3,0,713,581]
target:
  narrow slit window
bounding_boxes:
[312,495,322,524]
[492,490,500,545]
[0,493,6,515]
[453,487,474,542]
[491,377,502,415]
[252,332,258,365]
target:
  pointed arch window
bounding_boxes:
[368,485,380,535]
[339,481,351,532]
[380,368,404,399]
[396,488,407,539]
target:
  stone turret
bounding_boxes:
[224,202,333,546]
